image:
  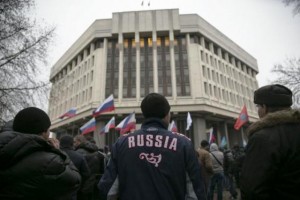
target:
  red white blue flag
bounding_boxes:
[116,113,136,134]
[93,94,115,117]
[168,120,178,133]
[234,105,249,130]
[100,117,115,134]
[59,108,76,119]
[80,118,96,135]
[209,127,216,144]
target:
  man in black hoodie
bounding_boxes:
[0,107,81,200]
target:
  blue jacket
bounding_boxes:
[98,118,206,200]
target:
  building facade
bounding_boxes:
[49,9,259,149]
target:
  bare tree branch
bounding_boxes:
[0,0,55,125]
[282,0,300,15]
[271,57,300,108]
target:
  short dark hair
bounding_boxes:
[200,140,209,148]
[141,93,171,119]
[60,135,74,148]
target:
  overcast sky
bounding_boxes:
[35,0,300,87]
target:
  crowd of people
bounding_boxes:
[196,140,245,200]
[0,84,299,200]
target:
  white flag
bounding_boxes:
[186,112,192,130]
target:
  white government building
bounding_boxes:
[48,9,259,149]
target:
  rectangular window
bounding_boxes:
[92,56,95,66]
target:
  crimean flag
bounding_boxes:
[168,120,178,133]
[116,113,136,134]
[186,112,192,131]
[234,105,249,130]
[93,94,115,117]
[208,127,216,144]
[59,108,76,119]
[100,117,115,134]
[80,118,96,135]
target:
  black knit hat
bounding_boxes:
[13,107,51,134]
[254,84,293,107]
[141,93,171,119]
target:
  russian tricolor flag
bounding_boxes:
[59,108,76,119]
[80,118,96,135]
[93,94,115,117]
[168,120,178,133]
[208,127,216,144]
[100,117,115,134]
[116,113,136,134]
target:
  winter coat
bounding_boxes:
[0,131,81,200]
[61,148,91,190]
[241,109,300,200]
[0,120,13,132]
[209,143,224,174]
[76,142,105,194]
[223,150,235,175]
[197,147,213,193]
[98,118,206,200]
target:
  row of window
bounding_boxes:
[105,36,190,98]
[203,82,254,111]
[191,34,257,78]
[202,65,257,95]
[200,50,257,88]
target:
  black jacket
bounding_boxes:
[241,109,300,200]
[0,131,81,200]
[61,148,91,192]
[98,118,206,200]
[76,142,105,194]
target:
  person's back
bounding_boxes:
[0,107,81,200]
[197,140,213,195]
[241,84,300,200]
[231,145,244,188]
[60,135,90,200]
[208,143,224,200]
[210,143,224,174]
[98,93,205,200]
[241,113,300,199]
[75,135,105,199]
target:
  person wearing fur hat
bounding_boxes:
[98,93,206,200]
[0,107,81,200]
[240,84,300,200]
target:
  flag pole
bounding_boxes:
[241,127,245,146]
[72,122,75,136]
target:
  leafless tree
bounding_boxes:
[272,57,300,107]
[282,0,300,15]
[0,0,55,125]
